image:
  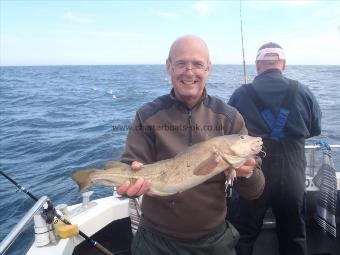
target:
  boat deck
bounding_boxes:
[73,190,340,255]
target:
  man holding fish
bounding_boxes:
[116,35,265,255]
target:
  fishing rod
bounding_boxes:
[239,0,248,84]
[0,170,113,255]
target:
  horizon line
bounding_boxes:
[1,63,340,67]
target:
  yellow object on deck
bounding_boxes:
[55,220,79,239]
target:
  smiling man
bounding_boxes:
[166,35,211,108]
[117,35,265,255]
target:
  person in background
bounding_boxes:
[117,35,265,255]
[228,42,322,255]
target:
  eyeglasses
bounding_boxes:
[171,61,208,73]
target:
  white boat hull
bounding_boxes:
[26,197,129,255]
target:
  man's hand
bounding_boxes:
[236,158,256,177]
[117,161,151,196]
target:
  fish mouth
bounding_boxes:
[251,140,263,153]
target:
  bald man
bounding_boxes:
[228,42,321,255]
[118,35,265,255]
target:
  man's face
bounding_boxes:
[166,38,211,107]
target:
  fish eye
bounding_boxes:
[239,135,246,140]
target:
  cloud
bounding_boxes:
[285,29,340,64]
[63,11,93,23]
[192,1,212,17]
[154,10,178,19]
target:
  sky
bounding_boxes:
[1,0,339,66]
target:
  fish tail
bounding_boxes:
[72,169,98,192]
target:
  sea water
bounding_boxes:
[0,65,339,254]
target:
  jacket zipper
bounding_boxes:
[188,110,193,146]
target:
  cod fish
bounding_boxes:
[72,134,263,196]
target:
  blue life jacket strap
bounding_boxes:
[270,108,289,140]
[245,80,298,140]
[260,109,276,129]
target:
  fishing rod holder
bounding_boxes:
[68,191,97,217]
[0,196,50,254]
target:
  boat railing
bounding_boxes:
[305,145,340,149]
[0,196,49,255]
[264,144,340,229]
[305,144,340,177]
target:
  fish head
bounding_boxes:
[225,134,263,158]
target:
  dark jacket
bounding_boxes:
[228,69,321,139]
[120,89,265,240]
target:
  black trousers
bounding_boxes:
[131,222,239,255]
[229,139,308,255]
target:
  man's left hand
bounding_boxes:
[236,158,256,177]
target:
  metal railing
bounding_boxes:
[305,144,340,149]
[0,196,49,255]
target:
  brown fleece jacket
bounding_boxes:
[120,89,264,240]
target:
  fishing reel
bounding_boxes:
[41,200,57,224]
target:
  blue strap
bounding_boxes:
[270,108,289,140]
[245,80,298,140]
[260,109,276,129]
[260,108,289,140]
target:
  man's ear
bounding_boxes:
[166,58,172,75]
[255,61,260,74]
[206,60,212,73]
[282,60,286,72]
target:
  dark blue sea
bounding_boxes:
[1,65,340,254]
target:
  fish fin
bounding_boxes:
[147,187,172,197]
[220,153,246,168]
[225,169,237,185]
[104,161,127,170]
[72,169,99,192]
[193,150,220,176]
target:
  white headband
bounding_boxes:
[256,47,285,61]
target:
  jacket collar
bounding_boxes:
[254,68,284,84]
[169,88,208,110]
[256,68,282,78]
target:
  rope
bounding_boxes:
[315,140,331,151]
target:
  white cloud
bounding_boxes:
[192,1,212,17]
[154,10,178,19]
[286,30,340,64]
[63,11,93,23]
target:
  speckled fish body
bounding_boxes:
[72,135,263,196]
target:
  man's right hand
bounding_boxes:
[117,161,151,197]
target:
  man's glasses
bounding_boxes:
[171,61,208,74]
